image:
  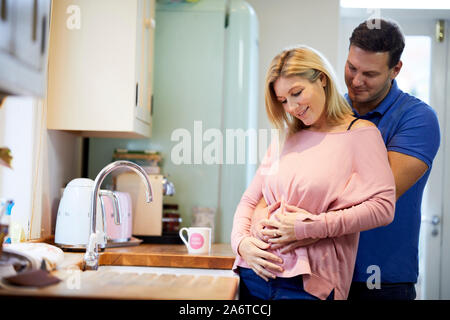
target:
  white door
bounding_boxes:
[339,9,450,299]
[393,15,447,301]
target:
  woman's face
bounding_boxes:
[273,75,327,129]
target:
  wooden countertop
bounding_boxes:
[0,243,239,300]
[2,269,239,300]
[99,243,236,269]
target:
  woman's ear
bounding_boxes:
[320,73,327,87]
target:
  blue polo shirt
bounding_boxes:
[345,79,441,283]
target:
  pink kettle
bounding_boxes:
[101,191,132,242]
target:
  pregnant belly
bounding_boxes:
[268,246,311,277]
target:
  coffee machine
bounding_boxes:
[115,173,177,242]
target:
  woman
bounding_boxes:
[230,45,395,300]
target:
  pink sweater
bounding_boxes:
[231,127,396,300]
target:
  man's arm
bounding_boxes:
[387,151,429,200]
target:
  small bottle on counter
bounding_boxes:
[0,199,14,249]
[162,204,182,234]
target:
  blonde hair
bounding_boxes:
[265,45,352,138]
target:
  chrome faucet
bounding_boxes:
[82,160,153,271]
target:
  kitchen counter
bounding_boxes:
[99,243,236,269]
[0,243,239,300]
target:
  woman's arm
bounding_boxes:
[263,127,396,243]
[263,187,394,245]
[230,141,284,280]
[231,183,284,281]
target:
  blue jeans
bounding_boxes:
[238,267,334,300]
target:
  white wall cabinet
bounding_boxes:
[47,0,155,138]
[0,0,51,97]
[0,0,12,53]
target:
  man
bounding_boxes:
[243,18,440,300]
[344,18,440,300]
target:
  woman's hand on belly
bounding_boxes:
[238,236,284,282]
[250,200,281,240]
[261,203,319,252]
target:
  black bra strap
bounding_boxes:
[347,118,359,131]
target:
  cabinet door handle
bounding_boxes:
[40,14,47,55]
[135,83,139,106]
[1,0,7,21]
[151,94,153,116]
[32,0,38,41]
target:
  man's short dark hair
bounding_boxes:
[349,18,405,69]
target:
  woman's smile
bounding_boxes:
[296,106,309,118]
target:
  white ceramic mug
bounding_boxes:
[179,227,211,254]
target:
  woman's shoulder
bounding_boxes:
[345,119,385,150]
[344,118,382,145]
[349,118,376,130]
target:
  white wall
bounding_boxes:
[0,97,36,239]
[0,97,82,240]
[41,129,83,237]
[245,0,341,131]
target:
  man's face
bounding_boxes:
[345,45,400,109]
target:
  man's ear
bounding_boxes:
[390,60,403,80]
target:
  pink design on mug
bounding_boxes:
[189,233,204,249]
